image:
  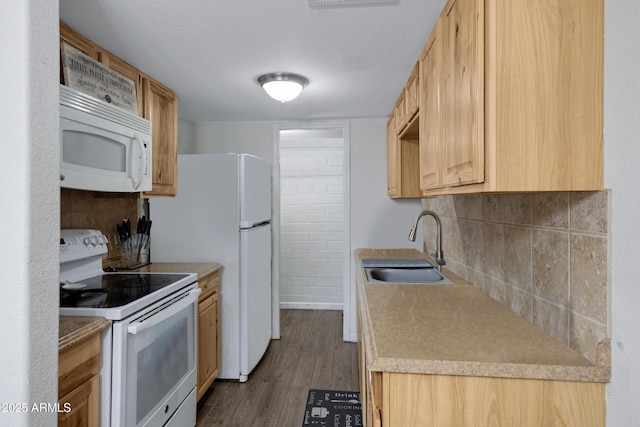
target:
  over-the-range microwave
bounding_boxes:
[59,85,152,192]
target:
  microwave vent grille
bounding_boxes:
[60,85,151,135]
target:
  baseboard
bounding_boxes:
[280,302,343,311]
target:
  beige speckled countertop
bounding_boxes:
[59,316,111,353]
[131,262,223,278]
[356,248,610,382]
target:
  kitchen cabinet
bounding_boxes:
[142,77,179,197]
[358,313,382,427]
[392,0,604,196]
[58,327,102,427]
[386,113,399,198]
[374,372,604,426]
[100,51,144,117]
[197,269,220,401]
[59,22,179,197]
[439,0,484,188]
[60,22,100,61]
[404,63,420,124]
[393,62,419,136]
[418,23,440,191]
[387,111,422,199]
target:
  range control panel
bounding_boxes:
[60,229,109,263]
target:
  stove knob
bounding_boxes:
[83,237,91,246]
[91,235,99,246]
[99,234,109,245]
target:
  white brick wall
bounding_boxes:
[279,137,345,309]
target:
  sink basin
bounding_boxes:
[362,258,452,284]
[364,266,453,284]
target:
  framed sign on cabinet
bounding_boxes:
[61,43,138,114]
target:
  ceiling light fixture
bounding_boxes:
[257,72,309,103]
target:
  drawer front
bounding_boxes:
[198,271,220,300]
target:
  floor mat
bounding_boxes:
[302,389,363,427]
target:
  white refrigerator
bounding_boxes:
[150,153,272,382]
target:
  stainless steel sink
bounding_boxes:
[362,259,452,284]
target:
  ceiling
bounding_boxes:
[59,0,445,122]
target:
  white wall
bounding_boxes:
[195,118,423,341]
[0,1,60,425]
[604,0,640,424]
[177,117,197,154]
[196,121,274,161]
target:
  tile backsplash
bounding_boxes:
[421,191,610,364]
[61,189,145,268]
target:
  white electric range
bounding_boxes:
[60,229,200,427]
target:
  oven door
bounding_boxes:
[111,285,200,427]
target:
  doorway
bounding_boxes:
[271,122,351,340]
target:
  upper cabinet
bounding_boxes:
[392,0,604,197]
[143,78,179,197]
[418,23,441,191]
[439,0,484,189]
[59,22,179,197]
[388,61,423,199]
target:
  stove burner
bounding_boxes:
[60,273,189,308]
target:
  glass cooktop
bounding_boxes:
[60,273,190,308]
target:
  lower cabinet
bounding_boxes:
[358,364,605,426]
[381,373,604,426]
[197,270,220,401]
[357,318,604,427]
[58,333,101,427]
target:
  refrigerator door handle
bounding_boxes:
[240,220,271,229]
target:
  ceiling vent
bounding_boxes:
[308,0,398,8]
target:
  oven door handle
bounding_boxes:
[127,287,201,335]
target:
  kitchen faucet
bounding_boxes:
[408,210,446,270]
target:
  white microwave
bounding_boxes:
[60,85,152,192]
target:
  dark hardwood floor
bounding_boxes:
[196,309,359,427]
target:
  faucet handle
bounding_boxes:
[432,251,446,266]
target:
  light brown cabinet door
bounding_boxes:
[419,24,441,191]
[58,375,100,427]
[60,22,100,61]
[386,114,400,198]
[405,63,420,121]
[197,292,219,401]
[142,78,178,197]
[441,0,484,188]
[101,52,144,117]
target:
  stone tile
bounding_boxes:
[452,195,467,218]
[505,284,532,322]
[482,194,504,222]
[482,222,505,281]
[463,195,483,220]
[421,197,435,212]
[466,267,484,290]
[570,233,608,324]
[504,225,532,292]
[504,194,532,225]
[532,296,570,345]
[532,192,569,229]
[434,195,455,217]
[484,275,505,304]
[532,229,569,306]
[571,190,609,234]
[570,313,607,364]
[443,217,464,263]
[462,219,483,271]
